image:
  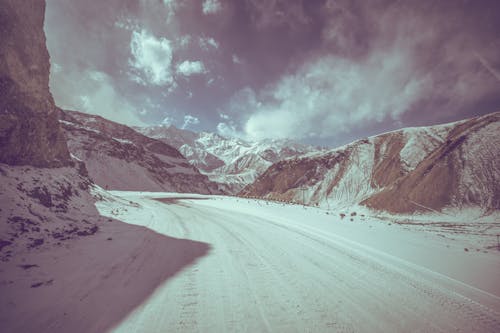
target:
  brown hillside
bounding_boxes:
[363,112,500,213]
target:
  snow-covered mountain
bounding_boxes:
[60,110,221,194]
[241,112,500,215]
[136,125,322,193]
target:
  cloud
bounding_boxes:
[45,0,500,145]
[232,54,243,64]
[182,115,200,129]
[199,37,219,50]
[241,39,423,140]
[217,122,240,138]
[161,116,174,126]
[50,69,144,126]
[202,0,222,15]
[114,17,140,32]
[177,60,207,76]
[233,0,500,141]
[227,87,260,115]
[129,29,175,86]
[162,0,180,23]
[178,35,191,48]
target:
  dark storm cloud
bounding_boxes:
[228,0,500,144]
[45,0,500,145]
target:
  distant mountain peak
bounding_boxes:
[136,125,323,193]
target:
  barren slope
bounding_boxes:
[60,110,221,194]
[364,112,500,213]
[241,112,500,214]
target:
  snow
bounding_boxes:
[399,125,451,170]
[0,179,209,333]
[59,119,100,134]
[456,121,500,208]
[2,186,500,332]
[112,137,134,145]
[93,192,500,332]
[137,125,322,193]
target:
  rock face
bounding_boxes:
[363,112,500,214]
[0,0,71,167]
[137,125,321,193]
[241,112,500,214]
[60,110,221,194]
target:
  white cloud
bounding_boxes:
[228,87,260,115]
[161,116,174,126]
[114,17,140,32]
[129,29,175,86]
[163,0,179,22]
[202,0,222,15]
[50,69,144,126]
[177,60,207,76]
[178,35,191,48]
[217,122,239,138]
[163,0,176,6]
[51,63,62,74]
[182,115,200,129]
[219,113,229,120]
[199,37,219,50]
[232,54,243,64]
[88,70,106,82]
[241,45,427,140]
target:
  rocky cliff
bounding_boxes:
[0,0,106,266]
[0,0,70,167]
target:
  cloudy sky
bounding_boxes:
[44,0,500,147]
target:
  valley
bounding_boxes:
[1,0,499,332]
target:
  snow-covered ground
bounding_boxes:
[95,192,500,332]
[2,187,498,332]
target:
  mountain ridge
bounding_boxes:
[136,125,323,193]
[240,111,500,215]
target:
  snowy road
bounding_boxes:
[99,193,500,333]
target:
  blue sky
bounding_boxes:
[44,0,500,147]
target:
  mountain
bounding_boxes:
[241,112,500,215]
[60,110,221,194]
[136,125,322,193]
[363,112,499,214]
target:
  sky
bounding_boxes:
[44,0,500,147]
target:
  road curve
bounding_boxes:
[104,195,500,333]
